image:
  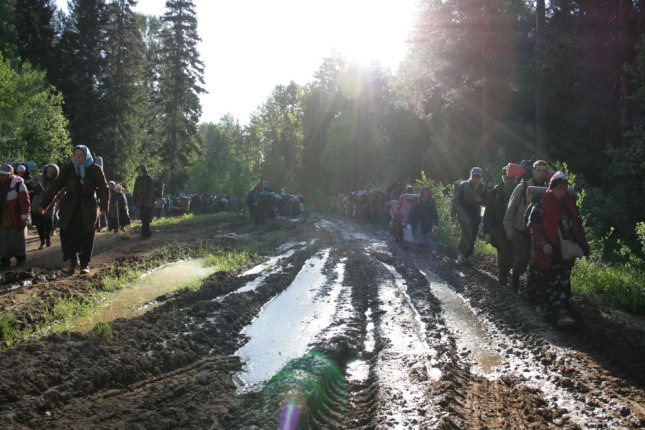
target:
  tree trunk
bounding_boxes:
[481,0,492,167]
[619,0,635,148]
[535,0,547,160]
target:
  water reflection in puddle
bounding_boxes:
[234,249,343,392]
[415,261,502,373]
[71,259,216,332]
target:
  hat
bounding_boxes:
[115,184,123,191]
[16,164,26,173]
[108,181,116,186]
[0,163,13,175]
[549,171,568,189]
[471,167,483,176]
[405,184,413,191]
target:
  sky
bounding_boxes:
[56,0,419,126]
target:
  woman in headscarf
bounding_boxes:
[392,184,415,242]
[109,184,130,233]
[31,164,60,249]
[0,164,31,268]
[408,185,440,251]
[527,172,589,327]
[39,146,109,275]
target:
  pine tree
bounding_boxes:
[157,0,205,192]
[54,0,107,150]
[0,0,19,59]
[7,0,57,73]
[98,0,146,180]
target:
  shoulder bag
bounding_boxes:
[558,228,584,260]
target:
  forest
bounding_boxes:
[1,0,645,295]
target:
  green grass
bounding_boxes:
[1,241,261,347]
[572,258,645,314]
[150,212,231,228]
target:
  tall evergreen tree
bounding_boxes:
[8,0,57,74]
[138,14,164,160]
[54,0,107,149]
[157,0,204,192]
[98,0,146,180]
[0,0,19,59]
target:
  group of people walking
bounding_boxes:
[451,161,590,326]
[0,145,158,275]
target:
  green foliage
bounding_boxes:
[413,171,460,244]
[97,0,147,181]
[572,257,645,315]
[91,321,114,340]
[53,0,108,155]
[0,313,17,346]
[0,53,70,163]
[185,118,254,198]
[156,0,204,193]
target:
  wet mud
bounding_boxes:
[0,214,644,429]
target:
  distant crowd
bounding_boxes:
[320,160,589,328]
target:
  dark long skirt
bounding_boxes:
[59,200,96,266]
[528,265,572,317]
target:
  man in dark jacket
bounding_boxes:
[133,164,156,239]
[483,167,517,285]
[451,167,487,264]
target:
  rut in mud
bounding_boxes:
[0,214,644,429]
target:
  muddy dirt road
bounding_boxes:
[0,213,644,429]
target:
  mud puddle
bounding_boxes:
[71,259,216,332]
[414,260,502,373]
[234,248,343,391]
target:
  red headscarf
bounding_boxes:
[540,188,581,245]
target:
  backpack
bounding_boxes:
[152,177,165,198]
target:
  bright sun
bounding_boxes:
[321,0,416,70]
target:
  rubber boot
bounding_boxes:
[509,272,520,293]
[67,254,79,275]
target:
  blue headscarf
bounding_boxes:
[71,145,94,178]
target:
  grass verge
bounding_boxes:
[572,258,645,314]
[0,228,287,348]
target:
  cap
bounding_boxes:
[115,184,123,191]
[471,167,483,176]
[16,164,26,173]
[0,163,13,175]
[405,184,414,191]
[108,181,116,186]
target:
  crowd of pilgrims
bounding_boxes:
[323,160,589,328]
[2,149,588,327]
[0,146,307,277]
[14,165,243,229]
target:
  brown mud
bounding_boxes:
[0,213,643,429]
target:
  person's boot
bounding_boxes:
[15,256,26,267]
[0,258,11,269]
[79,255,90,275]
[67,254,79,275]
[509,272,520,293]
[45,237,51,247]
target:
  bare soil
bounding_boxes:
[0,213,644,429]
